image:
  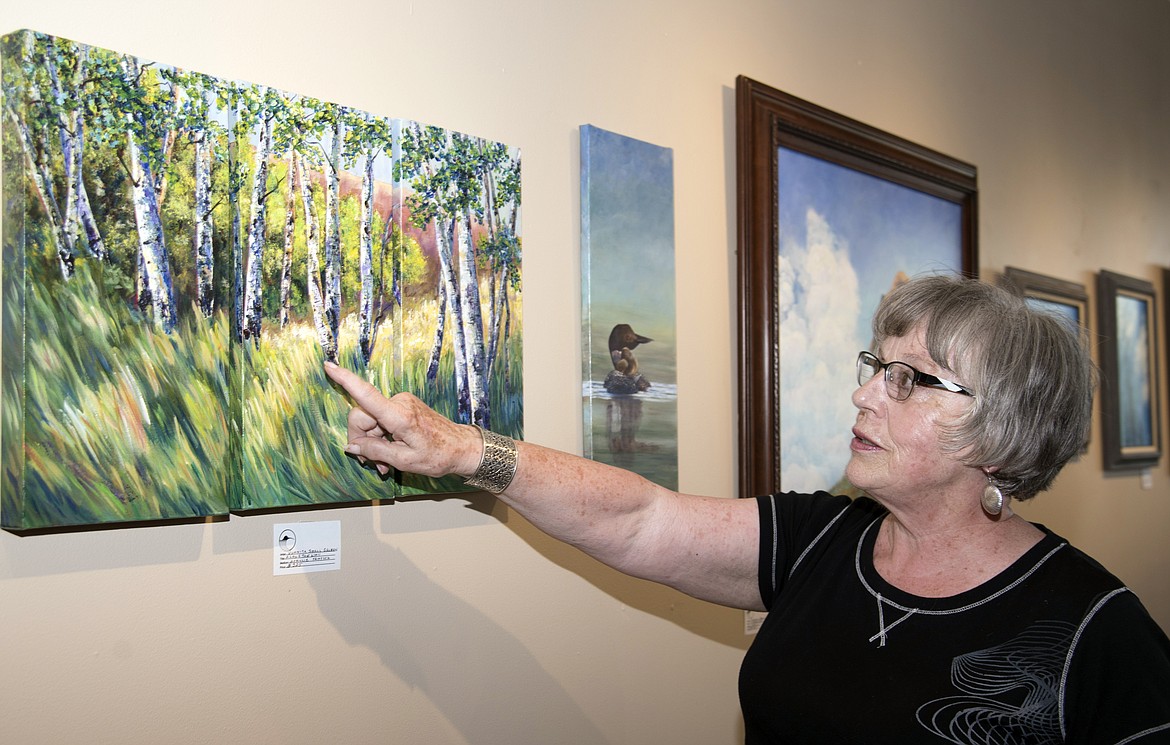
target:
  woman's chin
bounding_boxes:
[844,460,872,494]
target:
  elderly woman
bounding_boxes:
[325,275,1170,743]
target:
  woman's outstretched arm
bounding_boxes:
[324,362,764,610]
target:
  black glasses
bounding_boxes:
[856,351,976,401]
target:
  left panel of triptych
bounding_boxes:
[0,30,239,528]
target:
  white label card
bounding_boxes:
[744,610,767,635]
[273,521,341,575]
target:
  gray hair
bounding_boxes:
[871,274,1095,500]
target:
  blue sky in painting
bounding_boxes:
[1026,297,1080,327]
[776,147,963,492]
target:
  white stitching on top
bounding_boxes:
[1057,586,1130,740]
[870,593,919,647]
[853,518,1068,632]
[789,502,851,581]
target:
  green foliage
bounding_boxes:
[338,195,362,302]
[259,157,305,320]
[399,231,426,289]
[159,135,199,300]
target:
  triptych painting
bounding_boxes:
[1,30,522,530]
[580,125,678,490]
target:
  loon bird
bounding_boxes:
[608,324,652,371]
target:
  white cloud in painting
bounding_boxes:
[778,208,863,492]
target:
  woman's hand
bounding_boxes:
[323,362,482,480]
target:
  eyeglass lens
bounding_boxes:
[857,352,915,401]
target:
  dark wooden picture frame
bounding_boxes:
[1001,267,1091,451]
[735,76,978,499]
[1001,267,1090,332]
[1097,270,1161,471]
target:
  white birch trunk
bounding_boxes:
[488,268,507,381]
[70,46,106,261]
[279,152,296,328]
[14,34,74,277]
[458,208,489,428]
[3,104,72,277]
[120,56,176,331]
[501,282,512,379]
[378,206,399,311]
[43,46,81,262]
[480,163,500,381]
[436,217,470,422]
[324,116,342,343]
[298,161,336,361]
[482,162,512,382]
[194,128,215,317]
[358,151,376,363]
[500,186,520,379]
[73,116,107,262]
[427,277,447,382]
[125,126,177,332]
[243,107,272,343]
[227,105,244,341]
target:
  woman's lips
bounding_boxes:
[851,428,881,451]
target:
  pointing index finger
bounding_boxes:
[324,361,387,412]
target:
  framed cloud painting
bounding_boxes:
[735,76,977,499]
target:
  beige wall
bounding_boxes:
[1,1,1167,743]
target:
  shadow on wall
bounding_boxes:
[306,497,607,742]
[384,490,751,647]
[498,502,752,650]
[305,492,749,742]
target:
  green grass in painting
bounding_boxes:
[6,262,232,528]
[3,260,524,525]
[237,317,396,510]
[395,321,524,497]
[239,303,523,508]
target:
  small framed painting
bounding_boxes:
[1001,267,1090,334]
[1096,270,1161,471]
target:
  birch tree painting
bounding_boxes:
[1,30,523,528]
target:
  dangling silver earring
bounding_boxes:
[981,473,1005,516]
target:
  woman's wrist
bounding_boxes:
[463,425,519,494]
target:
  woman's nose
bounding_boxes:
[852,373,885,409]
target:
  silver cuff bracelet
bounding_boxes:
[464,425,518,494]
